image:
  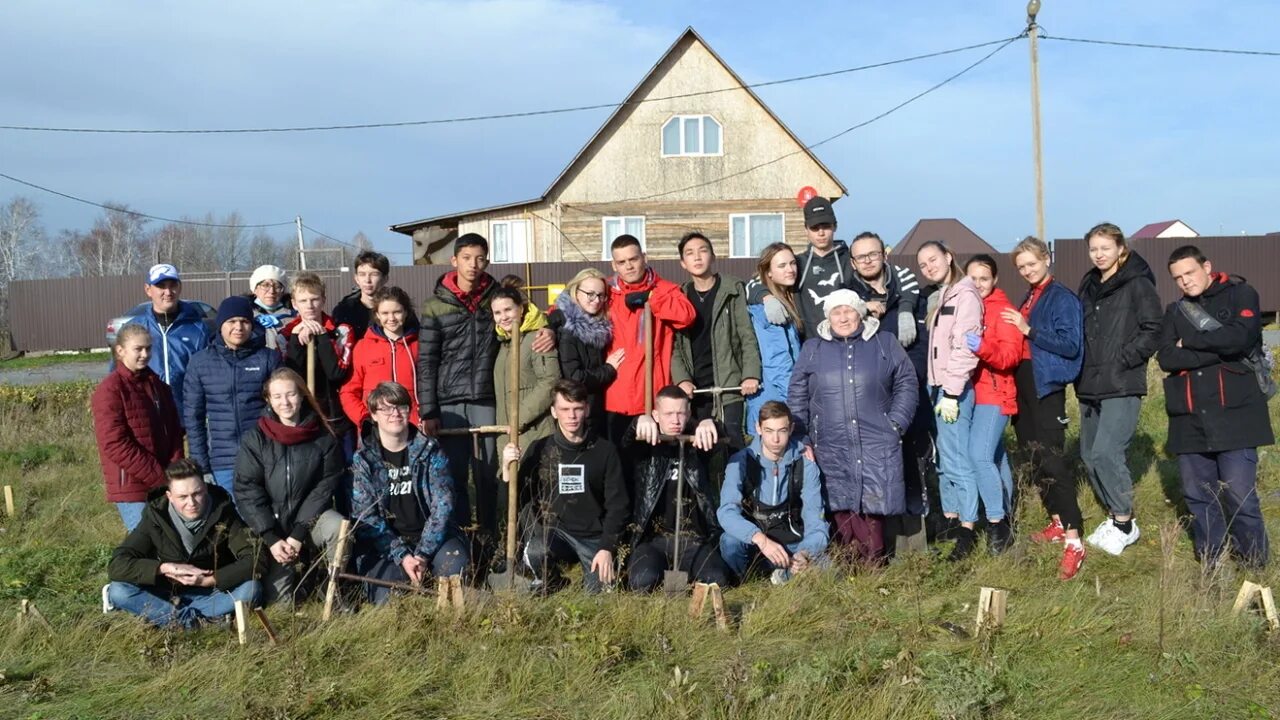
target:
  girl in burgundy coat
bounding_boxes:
[92,324,184,531]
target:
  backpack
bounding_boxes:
[1177,299,1277,400]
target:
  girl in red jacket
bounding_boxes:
[340,286,420,431]
[92,324,184,530]
[961,255,1024,554]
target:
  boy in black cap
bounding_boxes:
[794,196,853,337]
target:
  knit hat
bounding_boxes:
[249,264,287,290]
[817,289,879,341]
[214,295,255,329]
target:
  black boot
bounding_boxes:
[947,527,978,563]
[988,521,1013,556]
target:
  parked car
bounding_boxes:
[105,301,217,347]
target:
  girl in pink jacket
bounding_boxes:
[917,240,984,561]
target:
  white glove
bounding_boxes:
[896,311,917,348]
[762,295,789,325]
[935,396,959,424]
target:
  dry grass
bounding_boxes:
[0,379,1278,719]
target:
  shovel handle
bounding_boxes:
[643,303,653,415]
[505,323,521,567]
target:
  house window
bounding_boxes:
[601,216,646,260]
[729,213,784,258]
[489,219,531,263]
[661,115,722,157]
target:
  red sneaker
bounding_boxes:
[1030,518,1065,544]
[1058,542,1085,580]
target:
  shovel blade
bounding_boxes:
[487,570,531,594]
[662,570,689,596]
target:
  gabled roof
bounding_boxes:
[890,218,997,258]
[1131,220,1178,239]
[390,27,847,236]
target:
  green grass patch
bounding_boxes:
[0,375,1278,719]
[0,350,110,371]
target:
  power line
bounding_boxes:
[1041,34,1280,57]
[0,36,1021,135]
[0,171,296,228]
[571,33,1023,207]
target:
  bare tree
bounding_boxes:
[247,230,286,268]
[64,204,147,277]
[0,196,45,328]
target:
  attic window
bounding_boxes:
[662,115,722,157]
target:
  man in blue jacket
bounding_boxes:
[125,263,213,418]
[183,296,280,497]
[718,401,827,583]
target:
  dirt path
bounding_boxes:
[0,361,108,386]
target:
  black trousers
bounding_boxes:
[628,534,730,592]
[1011,361,1083,532]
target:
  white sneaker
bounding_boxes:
[1085,519,1114,547]
[101,583,114,614]
[770,568,791,585]
[1093,520,1140,556]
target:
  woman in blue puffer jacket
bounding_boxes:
[745,243,804,428]
[788,289,917,567]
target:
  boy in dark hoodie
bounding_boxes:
[794,196,852,337]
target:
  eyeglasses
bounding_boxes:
[853,251,884,264]
[374,405,410,417]
[577,289,606,301]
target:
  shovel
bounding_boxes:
[662,436,691,596]
[488,322,529,593]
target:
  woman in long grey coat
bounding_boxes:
[788,289,917,566]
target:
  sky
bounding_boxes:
[2,0,1278,264]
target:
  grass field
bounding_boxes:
[1,376,1278,720]
[0,350,110,370]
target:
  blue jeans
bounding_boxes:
[1178,449,1270,567]
[209,469,235,502]
[968,403,1012,522]
[116,502,146,532]
[931,385,979,523]
[720,535,816,579]
[108,580,261,628]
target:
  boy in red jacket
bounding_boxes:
[602,234,695,445]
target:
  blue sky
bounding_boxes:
[2,0,1277,262]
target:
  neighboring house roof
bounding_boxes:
[890,218,998,258]
[1131,219,1198,239]
[390,27,848,236]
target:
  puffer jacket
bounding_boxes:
[847,262,921,342]
[926,277,983,396]
[351,427,457,563]
[1077,251,1163,400]
[1157,273,1274,454]
[494,306,560,452]
[744,294,802,429]
[604,268,696,416]
[124,300,213,414]
[417,272,499,420]
[622,417,721,545]
[107,484,264,593]
[92,363,185,502]
[671,274,763,405]
[788,323,918,515]
[233,411,344,547]
[340,324,420,428]
[718,437,827,557]
[548,291,615,433]
[971,288,1023,415]
[183,334,281,472]
[1020,278,1084,398]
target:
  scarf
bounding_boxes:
[496,302,548,340]
[258,412,323,445]
[168,501,211,555]
[608,267,656,294]
[442,271,494,313]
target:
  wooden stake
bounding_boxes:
[709,584,728,631]
[234,600,249,645]
[436,577,450,611]
[4,485,14,518]
[1233,581,1278,630]
[449,575,465,611]
[1260,587,1279,631]
[1233,581,1262,614]
[688,583,709,618]
[253,608,280,645]
[975,587,1007,631]
[18,599,53,632]
[305,341,316,395]
[687,582,728,631]
[322,519,353,622]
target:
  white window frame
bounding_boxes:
[600,216,647,260]
[488,219,531,263]
[728,212,785,258]
[660,114,724,157]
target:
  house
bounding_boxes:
[889,218,998,259]
[390,27,847,264]
[1131,219,1198,240]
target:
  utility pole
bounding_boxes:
[1027,0,1046,243]
[296,216,307,270]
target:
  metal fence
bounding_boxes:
[8,237,1275,353]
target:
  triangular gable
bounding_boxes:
[891,218,998,257]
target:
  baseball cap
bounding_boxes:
[803,196,837,229]
[147,263,181,285]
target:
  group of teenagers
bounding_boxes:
[91,194,1274,629]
